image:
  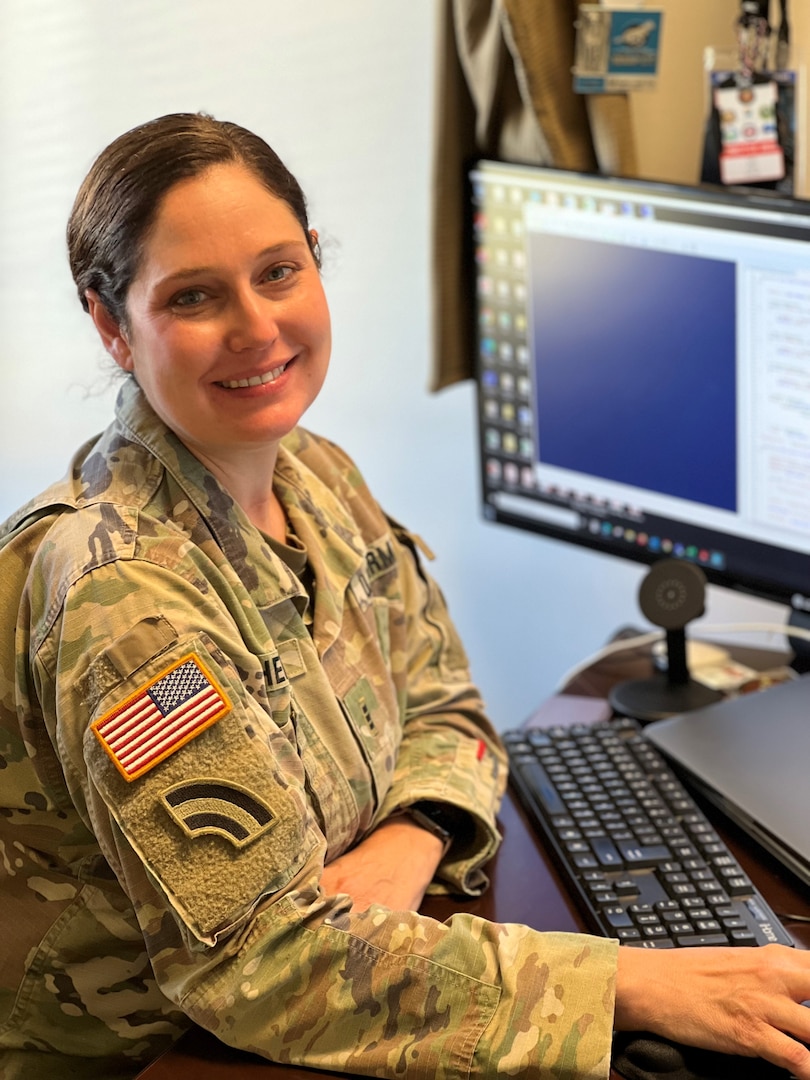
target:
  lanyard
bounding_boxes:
[736,1,770,81]
[736,0,790,80]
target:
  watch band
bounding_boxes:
[398,801,454,853]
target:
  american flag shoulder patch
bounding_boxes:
[92,653,231,782]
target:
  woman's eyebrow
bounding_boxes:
[155,240,312,285]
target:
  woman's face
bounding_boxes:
[94,163,331,464]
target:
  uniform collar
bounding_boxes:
[115,378,371,652]
[273,437,369,654]
[114,377,306,615]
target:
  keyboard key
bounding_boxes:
[666,882,698,899]
[565,841,591,854]
[660,911,688,924]
[705,892,731,908]
[641,925,670,939]
[675,933,730,948]
[572,854,599,869]
[616,928,642,942]
[730,929,757,946]
[614,878,639,897]
[618,841,672,866]
[626,939,676,949]
[516,759,566,815]
[669,922,694,935]
[602,905,634,929]
[683,905,712,920]
[724,876,754,897]
[721,917,746,930]
[591,837,623,867]
[671,844,700,859]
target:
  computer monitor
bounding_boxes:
[468,159,810,646]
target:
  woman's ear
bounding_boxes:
[85,289,134,371]
[309,229,321,267]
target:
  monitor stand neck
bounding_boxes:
[608,625,723,724]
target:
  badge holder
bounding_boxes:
[701,0,798,192]
[573,1,663,95]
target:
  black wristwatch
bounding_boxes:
[398,801,456,853]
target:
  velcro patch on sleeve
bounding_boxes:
[92,653,231,781]
[161,778,276,848]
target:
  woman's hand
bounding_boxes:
[615,942,810,1078]
[319,816,445,913]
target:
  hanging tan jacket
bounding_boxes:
[432,0,638,390]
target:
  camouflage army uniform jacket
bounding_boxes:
[0,378,617,1079]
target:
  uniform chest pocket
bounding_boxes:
[286,638,401,856]
[339,674,401,810]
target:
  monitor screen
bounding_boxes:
[469,159,810,613]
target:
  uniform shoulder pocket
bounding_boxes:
[83,631,320,946]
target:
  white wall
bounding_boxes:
[0,1,789,731]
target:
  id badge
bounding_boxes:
[574,5,663,93]
[714,80,785,185]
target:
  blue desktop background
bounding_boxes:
[529,233,738,512]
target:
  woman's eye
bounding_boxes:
[263,265,294,284]
[172,288,207,308]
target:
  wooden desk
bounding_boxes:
[138,648,809,1079]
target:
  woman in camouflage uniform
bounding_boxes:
[1,114,808,1080]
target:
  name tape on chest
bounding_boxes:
[263,652,288,689]
[92,654,231,781]
[351,539,398,604]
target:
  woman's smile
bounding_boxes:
[216,360,291,390]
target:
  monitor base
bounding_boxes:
[609,675,724,725]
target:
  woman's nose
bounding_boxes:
[225,290,279,351]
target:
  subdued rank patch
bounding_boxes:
[92,654,231,781]
[161,779,277,847]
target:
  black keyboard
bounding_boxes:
[503,716,795,948]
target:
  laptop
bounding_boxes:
[645,673,810,887]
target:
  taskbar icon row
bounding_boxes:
[587,517,726,570]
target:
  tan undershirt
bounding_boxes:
[264,527,314,626]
